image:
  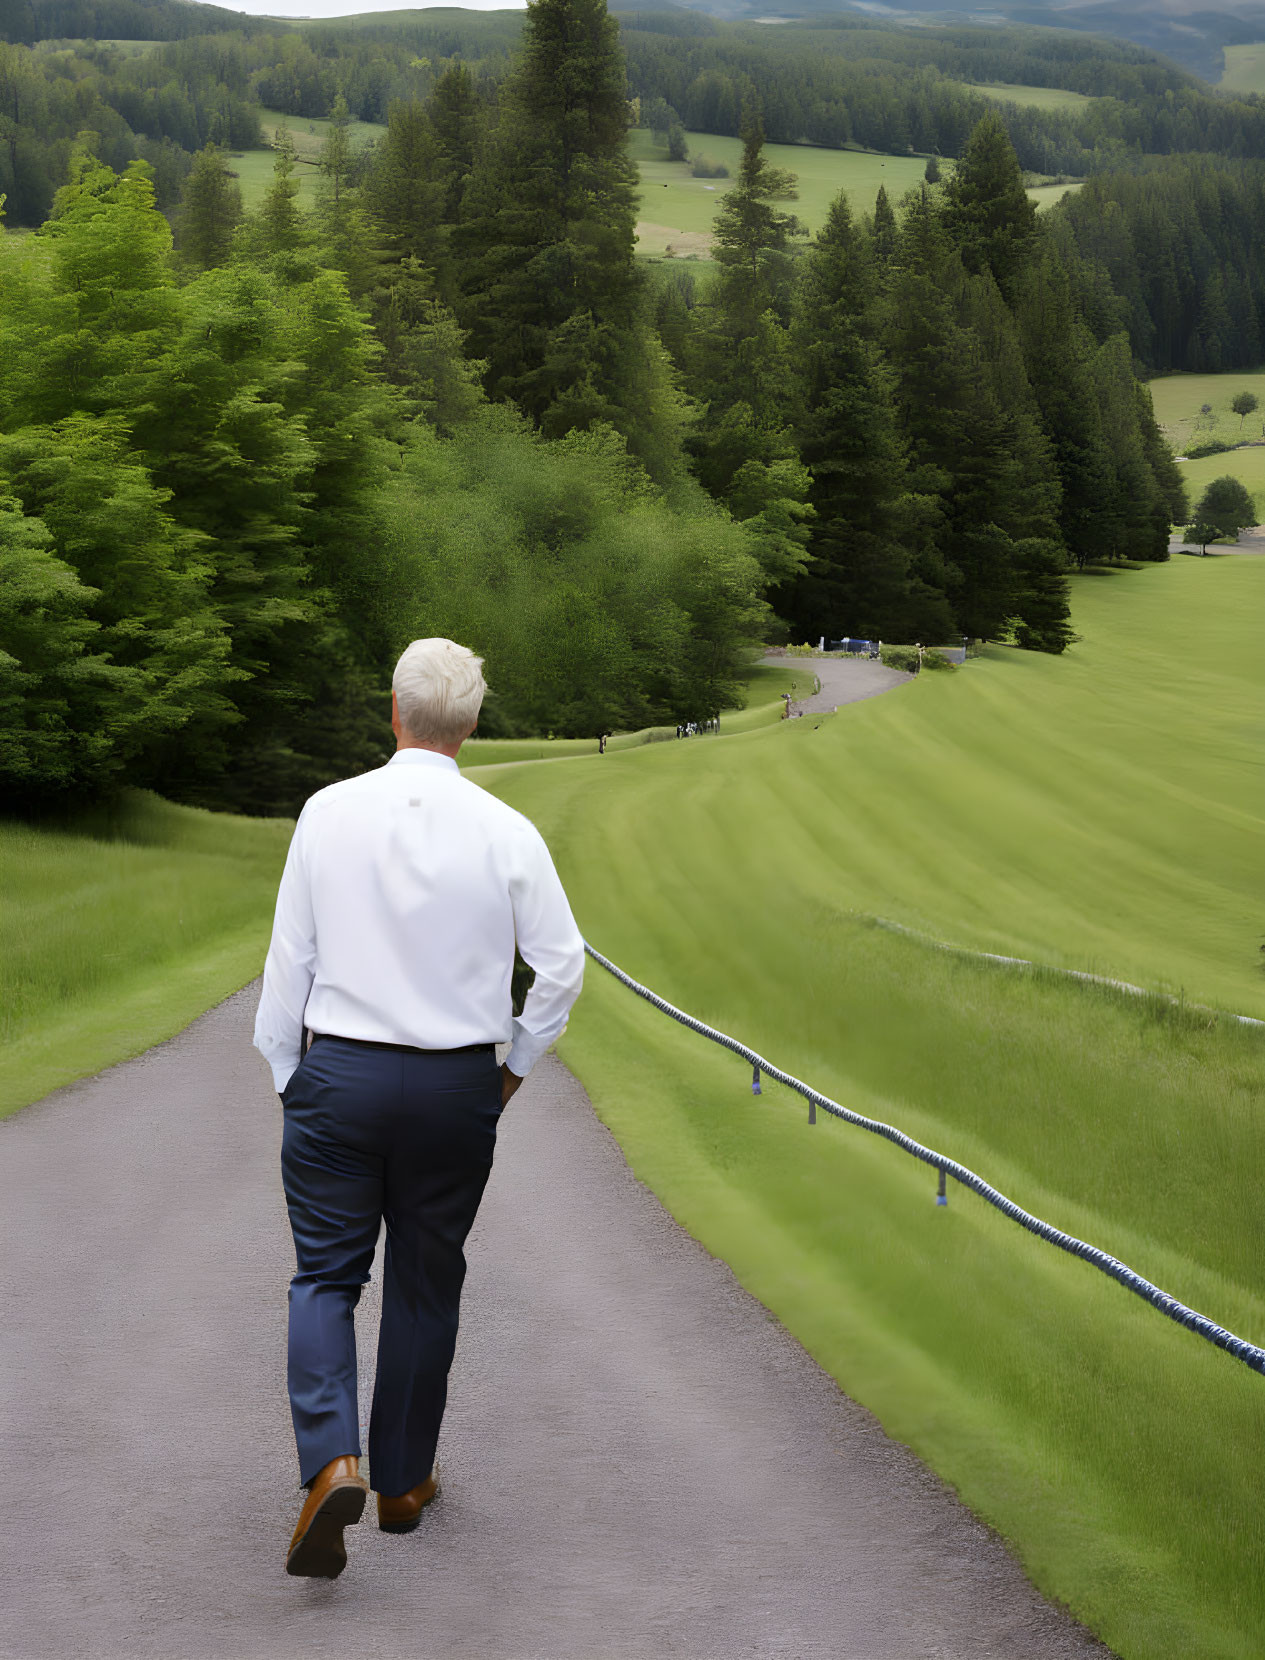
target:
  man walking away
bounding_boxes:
[254,638,585,1579]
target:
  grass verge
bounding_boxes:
[0,793,290,1118]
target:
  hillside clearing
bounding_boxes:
[1148,367,1265,451]
[963,81,1096,111]
[1219,42,1265,95]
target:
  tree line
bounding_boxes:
[619,16,1265,178]
[1,0,1187,820]
[8,0,1265,227]
[1050,154,1265,373]
[647,109,1184,654]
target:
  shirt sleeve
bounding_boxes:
[505,825,585,1079]
[253,808,317,1094]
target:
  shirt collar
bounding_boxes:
[387,749,460,774]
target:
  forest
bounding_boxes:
[0,0,1210,822]
[10,1,1265,220]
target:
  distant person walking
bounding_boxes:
[254,638,585,1579]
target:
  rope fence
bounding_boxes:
[583,942,1265,1380]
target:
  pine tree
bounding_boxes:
[1010,538,1074,653]
[774,193,926,642]
[956,267,1061,544]
[254,129,307,259]
[428,62,480,225]
[1092,334,1174,563]
[39,153,180,425]
[941,112,1038,304]
[870,184,897,267]
[710,106,801,336]
[174,144,242,274]
[685,107,810,583]
[318,94,354,214]
[456,0,643,441]
[0,414,237,778]
[1014,256,1120,568]
[365,100,444,277]
[882,192,1033,639]
[1135,381,1188,534]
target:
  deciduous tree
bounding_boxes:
[1186,476,1257,552]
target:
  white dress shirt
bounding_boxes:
[253,749,585,1093]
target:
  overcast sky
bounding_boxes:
[217,1,527,16]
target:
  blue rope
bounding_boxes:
[583,942,1265,1380]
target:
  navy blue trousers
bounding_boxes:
[280,1035,501,1495]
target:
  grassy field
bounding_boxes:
[963,81,1096,111]
[1220,42,1265,94]
[0,794,290,1119]
[631,127,933,257]
[1179,445,1265,520]
[1146,371,1265,522]
[472,555,1264,1660]
[633,127,1079,256]
[229,107,387,211]
[1149,368,1265,453]
[258,106,387,162]
[227,147,322,212]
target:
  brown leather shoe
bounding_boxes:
[377,1466,440,1534]
[285,1455,369,1579]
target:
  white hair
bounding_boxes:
[392,638,486,747]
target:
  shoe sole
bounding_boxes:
[378,1476,440,1534]
[285,1482,367,1578]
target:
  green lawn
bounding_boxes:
[1220,42,1265,94]
[227,147,323,212]
[258,106,387,162]
[478,556,1264,1660]
[632,127,1079,255]
[0,793,290,1119]
[1028,179,1084,212]
[1148,367,1265,451]
[1179,445,1265,521]
[230,107,387,211]
[632,127,937,257]
[963,81,1096,112]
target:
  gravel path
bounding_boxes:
[763,651,913,717]
[1,989,1109,1660]
[1168,528,1265,556]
